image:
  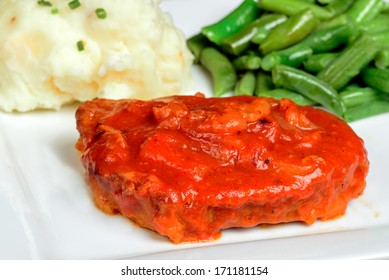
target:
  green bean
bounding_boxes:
[371,32,389,48]
[258,88,317,106]
[325,0,354,17]
[257,0,333,20]
[222,14,287,55]
[249,14,289,44]
[300,21,354,52]
[375,49,389,69]
[260,9,319,55]
[346,0,384,26]
[261,44,313,71]
[303,52,339,73]
[234,71,256,96]
[244,49,262,56]
[340,85,386,108]
[187,33,210,64]
[261,22,353,71]
[344,98,389,122]
[383,1,389,12]
[272,64,345,115]
[362,67,389,93]
[189,0,389,124]
[255,71,275,96]
[200,47,237,97]
[251,29,270,45]
[316,13,352,31]
[232,55,262,71]
[317,34,379,91]
[360,14,389,34]
[201,0,261,46]
[318,0,336,4]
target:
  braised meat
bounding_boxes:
[75,94,369,243]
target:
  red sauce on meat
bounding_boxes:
[76,94,369,243]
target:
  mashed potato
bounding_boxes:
[0,0,193,112]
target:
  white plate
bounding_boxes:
[1,0,389,260]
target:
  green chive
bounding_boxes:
[95,8,107,19]
[51,7,59,14]
[77,40,84,51]
[38,0,52,7]
[68,0,81,10]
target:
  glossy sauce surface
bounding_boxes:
[76,94,369,243]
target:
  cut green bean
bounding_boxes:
[340,85,386,108]
[257,0,333,20]
[251,29,271,45]
[187,33,210,64]
[255,71,275,96]
[371,32,389,48]
[243,49,262,56]
[234,71,256,96]
[232,55,262,71]
[301,21,355,53]
[261,22,353,71]
[189,0,389,124]
[346,0,384,26]
[317,34,379,91]
[318,0,336,4]
[360,14,389,34]
[272,65,345,116]
[383,1,389,12]
[303,52,339,73]
[315,13,351,31]
[261,44,313,71]
[362,67,389,94]
[260,9,319,55]
[344,98,389,122]
[325,0,354,17]
[201,0,260,46]
[258,88,317,106]
[249,14,288,44]
[222,14,287,55]
[200,47,237,97]
[375,49,389,69]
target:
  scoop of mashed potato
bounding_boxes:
[0,0,193,112]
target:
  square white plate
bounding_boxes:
[1,0,388,259]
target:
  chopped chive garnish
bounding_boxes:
[77,40,84,51]
[51,7,59,14]
[68,0,81,10]
[95,8,107,19]
[38,0,52,7]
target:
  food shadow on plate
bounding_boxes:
[48,125,88,195]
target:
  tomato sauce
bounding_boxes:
[76,94,369,243]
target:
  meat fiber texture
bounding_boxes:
[0,0,192,112]
[76,94,369,243]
